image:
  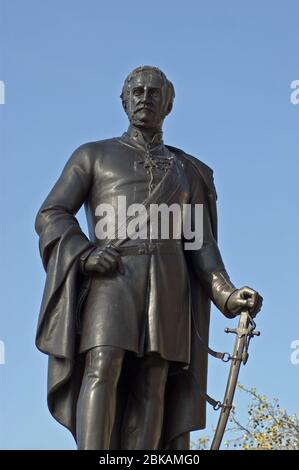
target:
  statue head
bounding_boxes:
[120,66,175,130]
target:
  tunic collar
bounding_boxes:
[121,125,164,152]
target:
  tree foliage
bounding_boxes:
[194,383,299,450]
[225,384,299,450]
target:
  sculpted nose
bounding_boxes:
[141,88,150,103]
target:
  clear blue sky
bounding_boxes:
[0,0,298,449]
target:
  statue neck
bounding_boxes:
[126,124,163,148]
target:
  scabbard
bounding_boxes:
[210,310,253,450]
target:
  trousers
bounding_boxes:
[76,346,171,450]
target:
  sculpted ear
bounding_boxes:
[165,101,173,116]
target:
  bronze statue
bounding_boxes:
[35,66,262,450]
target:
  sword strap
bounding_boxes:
[191,312,231,362]
[200,392,232,411]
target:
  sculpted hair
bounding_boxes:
[120,66,175,116]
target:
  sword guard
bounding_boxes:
[224,327,237,335]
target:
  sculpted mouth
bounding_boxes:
[136,107,154,113]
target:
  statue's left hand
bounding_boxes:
[226,287,263,317]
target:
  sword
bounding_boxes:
[210,309,260,450]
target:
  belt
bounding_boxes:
[117,240,182,256]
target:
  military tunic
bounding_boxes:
[78,129,192,367]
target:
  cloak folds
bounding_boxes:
[35,148,218,448]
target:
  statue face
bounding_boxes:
[125,71,166,129]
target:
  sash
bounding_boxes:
[106,151,183,248]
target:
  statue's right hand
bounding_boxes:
[84,245,124,275]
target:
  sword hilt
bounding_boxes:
[224,311,261,364]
